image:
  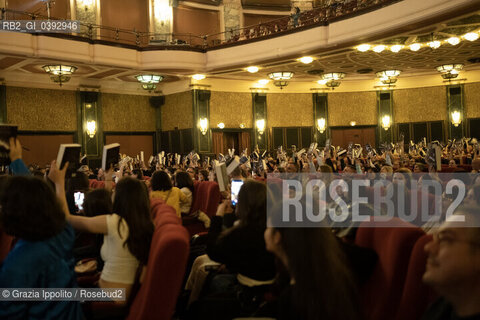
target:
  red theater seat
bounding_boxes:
[127,201,190,320]
[183,181,221,236]
[354,218,425,320]
[395,234,437,320]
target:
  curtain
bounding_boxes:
[239,131,251,153]
[212,131,224,155]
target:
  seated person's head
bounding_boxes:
[236,180,266,229]
[0,176,65,241]
[151,170,173,191]
[423,206,480,307]
[83,188,113,217]
[286,163,298,173]
[198,169,209,181]
[175,171,194,192]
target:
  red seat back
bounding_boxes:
[354,218,425,320]
[184,181,221,236]
[127,202,190,320]
[395,234,437,320]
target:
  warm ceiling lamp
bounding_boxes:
[373,45,386,53]
[317,79,328,85]
[258,79,269,85]
[447,37,460,45]
[317,118,326,133]
[325,81,341,88]
[268,71,294,80]
[427,40,441,49]
[273,81,289,89]
[380,77,397,85]
[192,74,206,80]
[463,32,479,41]
[298,56,314,64]
[390,45,404,53]
[436,64,464,73]
[217,122,225,129]
[136,74,163,83]
[350,121,356,126]
[356,44,371,52]
[42,64,77,86]
[322,72,345,80]
[409,43,422,51]
[246,66,259,73]
[376,70,401,78]
[142,83,157,91]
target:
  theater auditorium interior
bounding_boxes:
[1,0,480,319]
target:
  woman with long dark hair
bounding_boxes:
[150,170,189,217]
[174,171,194,215]
[48,161,154,304]
[264,226,360,320]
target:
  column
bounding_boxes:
[76,91,103,162]
[377,90,393,145]
[192,89,211,154]
[252,93,267,151]
[150,96,165,153]
[446,85,465,140]
[313,93,328,146]
[223,0,241,40]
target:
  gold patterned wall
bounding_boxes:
[464,82,480,119]
[6,86,76,131]
[328,91,377,126]
[267,93,312,127]
[161,91,193,131]
[210,91,252,128]
[393,86,447,123]
[102,93,156,132]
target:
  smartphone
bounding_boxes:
[231,179,244,206]
[74,191,85,211]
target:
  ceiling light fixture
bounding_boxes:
[409,43,422,51]
[447,37,460,46]
[390,45,404,53]
[463,32,479,41]
[373,45,386,53]
[376,70,401,78]
[142,83,157,91]
[356,44,371,52]
[42,64,78,86]
[246,66,259,73]
[298,56,314,64]
[136,74,163,83]
[268,71,294,81]
[258,79,269,85]
[427,40,441,49]
[192,74,206,80]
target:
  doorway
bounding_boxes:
[330,126,376,148]
[212,130,251,155]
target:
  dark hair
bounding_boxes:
[66,172,90,194]
[132,168,144,180]
[151,170,172,191]
[275,227,359,320]
[113,177,154,265]
[0,176,66,241]
[84,188,113,217]
[236,180,267,229]
[199,169,209,181]
[175,171,194,193]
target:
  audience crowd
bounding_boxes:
[0,135,479,320]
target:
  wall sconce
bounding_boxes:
[317,118,326,133]
[256,119,265,135]
[199,118,208,135]
[78,0,94,11]
[350,121,356,126]
[86,120,96,138]
[381,115,391,130]
[451,111,462,127]
[239,123,246,129]
[217,122,225,129]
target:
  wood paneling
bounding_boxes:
[173,6,221,46]
[6,0,70,19]
[19,134,74,167]
[243,13,288,27]
[330,127,376,148]
[105,134,154,162]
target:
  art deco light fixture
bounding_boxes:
[317,118,326,133]
[199,118,208,135]
[436,64,463,80]
[86,120,96,138]
[381,115,391,130]
[256,119,265,135]
[376,70,401,85]
[451,111,461,127]
[217,122,225,129]
[42,65,78,86]
[268,72,293,89]
[319,72,345,88]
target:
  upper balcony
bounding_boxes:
[0,0,479,95]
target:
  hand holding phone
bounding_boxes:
[231,179,244,206]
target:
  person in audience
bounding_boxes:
[198,169,209,182]
[175,171,194,215]
[422,205,480,320]
[263,225,360,320]
[186,167,196,180]
[188,180,276,319]
[150,170,189,217]
[0,142,83,319]
[48,162,154,305]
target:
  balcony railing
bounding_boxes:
[0,0,401,50]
